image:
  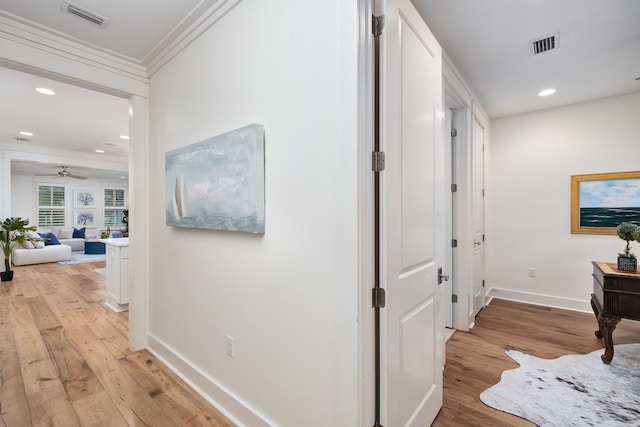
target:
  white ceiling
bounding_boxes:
[0,0,219,65]
[0,0,639,179]
[415,0,640,118]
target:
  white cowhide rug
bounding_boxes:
[480,344,640,426]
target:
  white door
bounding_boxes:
[471,119,485,318]
[380,0,444,424]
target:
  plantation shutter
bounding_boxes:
[38,185,66,226]
[104,188,126,226]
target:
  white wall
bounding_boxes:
[486,91,640,311]
[11,172,128,232]
[147,1,359,426]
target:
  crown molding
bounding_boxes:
[146,0,244,76]
[0,13,147,81]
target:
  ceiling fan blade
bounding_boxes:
[34,174,61,177]
[71,175,89,180]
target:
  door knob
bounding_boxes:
[438,267,450,284]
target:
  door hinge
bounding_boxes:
[451,128,457,138]
[482,189,485,197]
[451,183,457,193]
[482,234,485,242]
[372,151,386,172]
[451,239,458,248]
[372,15,385,37]
[482,280,485,288]
[452,294,458,303]
[372,288,386,308]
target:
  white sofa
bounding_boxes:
[10,226,96,266]
[12,243,72,266]
[45,226,97,251]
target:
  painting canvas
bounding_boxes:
[571,171,640,235]
[74,190,95,208]
[75,210,95,227]
[165,123,265,233]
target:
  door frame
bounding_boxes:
[357,0,375,425]
[443,57,475,332]
[0,42,149,351]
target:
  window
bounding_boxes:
[38,185,65,227]
[104,188,126,226]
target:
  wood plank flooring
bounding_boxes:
[0,261,234,426]
[433,298,640,426]
[4,261,640,426]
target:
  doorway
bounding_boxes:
[0,58,148,351]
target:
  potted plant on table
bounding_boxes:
[616,222,639,272]
[0,217,37,281]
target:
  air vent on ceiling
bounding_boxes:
[62,1,109,26]
[531,33,558,55]
[14,137,30,142]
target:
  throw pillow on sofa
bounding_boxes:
[26,230,45,249]
[19,230,43,249]
[38,232,61,245]
[58,227,74,239]
[73,227,86,238]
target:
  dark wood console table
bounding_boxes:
[591,261,640,363]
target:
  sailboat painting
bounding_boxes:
[165,123,265,233]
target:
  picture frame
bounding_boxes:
[74,190,96,208]
[74,210,95,227]
[571,171,640,235]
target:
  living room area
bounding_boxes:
[0,64,130,263]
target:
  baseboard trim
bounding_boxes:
[486,287,592,313]
[147,334,273,427]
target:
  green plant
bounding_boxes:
[0,217,37,274]
[616,222,639,259]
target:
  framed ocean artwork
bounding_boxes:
[165,123,265,233]
[571,171,640,235]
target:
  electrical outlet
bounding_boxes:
[528,268,536,278]
[226,335,234,358]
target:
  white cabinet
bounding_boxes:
[101,238,130,312]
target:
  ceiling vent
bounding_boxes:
[62,1,109,26]
[531,33,558,55]
[14,137,30,142]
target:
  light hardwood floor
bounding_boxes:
[0,261,234,426]
[433,298,640,426]
[4,262,639,426]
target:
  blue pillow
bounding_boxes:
[73,227,86,238]
[39,232,61,245]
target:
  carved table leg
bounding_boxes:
[590,298,603,339]
[598,315,621,364]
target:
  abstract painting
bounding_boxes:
[571,171,640,235]
[165,123,265,233]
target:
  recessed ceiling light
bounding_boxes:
[120,135,130,140]
[120,176,126,179]
[36,87,55,95]
[538,88,556,97]
[95,149,105,153]
[19,131,33,136]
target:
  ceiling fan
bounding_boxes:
[36,166,89,180]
